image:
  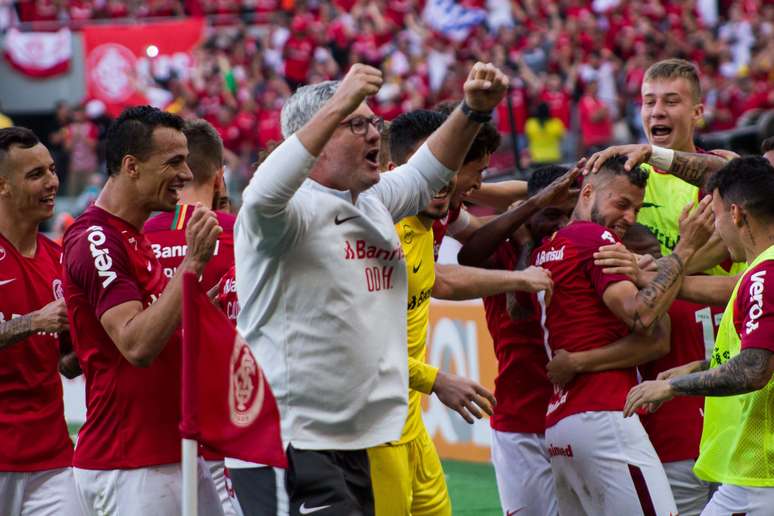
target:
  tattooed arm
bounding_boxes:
[624,349,774,416]
[584,144,736,187]
[0,298,69,350]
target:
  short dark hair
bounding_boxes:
[706,156,774,221]
[527,165,569,197]
[0,127,40,176]
[591,155,649,189]
[761,136,774,154]
[183,119,223,185]
[388,110,446,165]
[105,105,184,176]
[432,100,501,164]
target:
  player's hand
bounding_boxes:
[656,360,706,382]
[637,253,659,272]
[462,62,509,113]
[328,64,383,119]
[431,369,496,424]
[184,204,222,273]
[676,195,715,256]
[31,298,69,334]
[514,266,553,294]
[546,349,579,387]
[593,243,644,286]
[584,144,652,175]
[532,158,584,209]
[624,379,675,417]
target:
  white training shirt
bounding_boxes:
[231,134,453,457]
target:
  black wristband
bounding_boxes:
[460,101,492,123]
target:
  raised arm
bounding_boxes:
[100,207,220,367]
[584,144,736,187]
[458,164,581,267]
[601,197,714,333]
[464,180,528,213]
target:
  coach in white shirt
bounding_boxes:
[232,62,508,516]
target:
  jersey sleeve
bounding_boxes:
[580,226,631,297]
[408,356,439,395]
[737,262,774,353]
[65,226,143,319]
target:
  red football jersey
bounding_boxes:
[431,205,461,261]
[639,299,723,463]
[63,206,182,469]
[0,234,73,471]
[532,221,633,429]
[483,240,552,433]
[216,265,239,326]
[143,204,235,291]
[735,259,774,353]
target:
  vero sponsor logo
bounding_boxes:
[746,270,766,335]
[87,225,117,288]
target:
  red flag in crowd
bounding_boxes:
[181,273,287,468]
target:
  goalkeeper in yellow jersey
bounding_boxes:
[367,110,553,516]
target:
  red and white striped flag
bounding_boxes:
[4,28,71,78]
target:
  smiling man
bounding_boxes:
[62,106,224,515]
[0,127,81,516]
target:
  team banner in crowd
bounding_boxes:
[82,19,204,117]
[3,28,72,78]
[181,273,287,468]
[422,0,487,42]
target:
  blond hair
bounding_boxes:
[644,59,702,103]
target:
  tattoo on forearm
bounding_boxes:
[670,349,774,396]
[631,253,684,331]
[0,315,35,349]
[670,152,727,187]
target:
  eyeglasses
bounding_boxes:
[340,115,385,135]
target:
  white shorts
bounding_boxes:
[0,467,82,516]
[701,484,774,516]
[663,460,711,516]
[207,460,243,516]
[490,429,557,516]
[74,458,223,516]
[546,411,677,516]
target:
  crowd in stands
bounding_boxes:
[7,0,774,200]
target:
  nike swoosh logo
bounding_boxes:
[412,261,422,273]
[641,202,662,208]
[0,278,15,286]
[334,215,361,225]
[299,503,331,514]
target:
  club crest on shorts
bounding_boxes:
[229,334,263,427]
[52,279,64,300]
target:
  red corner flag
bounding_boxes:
[181,272,287,468]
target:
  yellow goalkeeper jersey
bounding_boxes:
[386,215,439,445]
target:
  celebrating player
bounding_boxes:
[62,106,224,515]
[532,156,713,514]
[367,109,552,516]
[0,127,82,516]
[625,157,774,515]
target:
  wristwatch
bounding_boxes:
[460,101,493,123]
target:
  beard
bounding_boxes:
[419,207,450,220]
[590,201,604,227]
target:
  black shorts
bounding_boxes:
[230,466,286,516]
[285,445,374,516]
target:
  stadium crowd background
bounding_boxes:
[1,0,773,213]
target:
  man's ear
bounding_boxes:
[730,203,745,227]
[123,155,140,179]
[693,102,705,126]
[387,161,397,171]
[580,181,594,201]
[0,175,9,197]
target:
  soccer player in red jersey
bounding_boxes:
[143,118,240,516]
[531,156,714,514]
[0,127,81,516]
[62,106,225,515]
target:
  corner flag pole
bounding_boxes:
[181,272,200,516]
[182,438,198,516]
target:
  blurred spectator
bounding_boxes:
[525,102,565,165]
[60,105,99,196]
[0,102,12,129]
[579,80,613,154]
